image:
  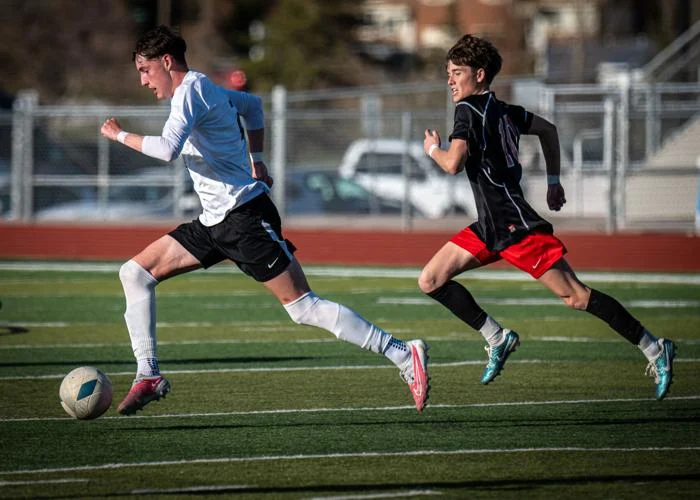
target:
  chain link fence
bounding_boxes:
[2,78,699,232]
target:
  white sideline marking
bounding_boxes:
[2,395,699,423]
[1,358,699,382]
[1,261,699,284]
[2,335,700,351]
[0,337,336,349]
[3,446,700,476]
[0,360,529,381]
[133,484,250,494]
[0,478,88,486]
[378,297,700,308]
[311,491,441,499]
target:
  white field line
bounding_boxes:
[3,446,700,476]
[132,485,250,494]
[2,335,700,351]
[0,334,682,350]
[3,395,700,423]
[0,478,89,487]
[0,359,551,381]
[312,491,442,500]
[1,261,699,284]
[1,357,699,382]
[378,297,700,308]
[3,357,699,383]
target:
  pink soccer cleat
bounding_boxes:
[400,340,430,412]
[117,376,171,415]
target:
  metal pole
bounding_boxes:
[401,111,413,232]
[616,78,630,230]
[12,90,38,221]
[645,83,661,156]
[97,115,110,216]
[603,97,615,233]
[271,85,287,216]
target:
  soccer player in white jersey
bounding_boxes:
[100,26,429,415]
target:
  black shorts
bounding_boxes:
[169,193,297,282]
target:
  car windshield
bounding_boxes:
[305,172,370,202]
[333,177,370,200]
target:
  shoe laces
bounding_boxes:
[484,344,501,365]
[645,361,660,383]
[400,363,414,384]
[644,342,668,383]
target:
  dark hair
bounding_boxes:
[446,34,502,84]
[133,25,187,64]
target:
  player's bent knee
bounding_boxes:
[119,260,158,295]
[283,292,338,331]
[119,261,137,286]
[418,272,439,295]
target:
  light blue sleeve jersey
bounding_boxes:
[141,70,268,226]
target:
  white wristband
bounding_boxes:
[116,131,128,144]
[250,152,264,163]
[428,144,439,158]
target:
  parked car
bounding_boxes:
[285,168,401,215]
[35,167,395,221]
[338,138,477,218]
[34,167,195,221]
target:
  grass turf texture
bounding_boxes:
[0,265,699,499]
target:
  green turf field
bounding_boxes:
[0,263,699,499]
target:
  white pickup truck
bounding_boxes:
[337,138,477,218]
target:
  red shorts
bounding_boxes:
[450,228,567,279]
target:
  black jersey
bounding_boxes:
[449,91,553,252]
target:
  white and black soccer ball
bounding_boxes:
[59,366,113,420]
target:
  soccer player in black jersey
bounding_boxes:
[420,34,675,400]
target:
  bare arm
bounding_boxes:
[528,114,566,211]
[423,129,467,175]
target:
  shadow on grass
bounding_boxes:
[118,414,700,432]
[0,325,29,336]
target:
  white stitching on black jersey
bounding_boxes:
[481,169,530,230]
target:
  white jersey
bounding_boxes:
[141,70,268,226]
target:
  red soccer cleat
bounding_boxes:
[400,340,430,412]
[117,376,171,415]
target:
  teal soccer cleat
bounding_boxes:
[645,338,676,400]
[480,330,520,385]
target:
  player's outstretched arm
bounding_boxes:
[101,117,183,162]
[528,114,566,211]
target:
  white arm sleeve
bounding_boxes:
[141,136,180,162]
[141,80,198,162]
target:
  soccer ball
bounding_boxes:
[59,366,113,420]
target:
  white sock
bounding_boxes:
[119,260,160,376]
[137,358,160,378]
[638,329,661,361]
[284,292,410,367]
[480,316,504,346]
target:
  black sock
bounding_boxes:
[427,280,487,331]
[585,288,644,344]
